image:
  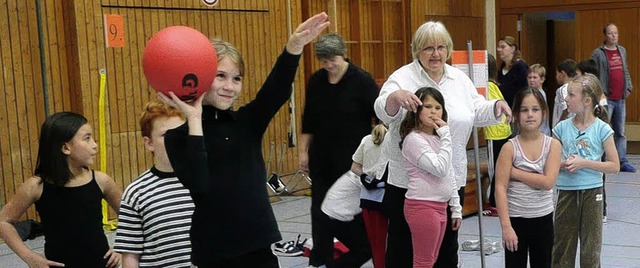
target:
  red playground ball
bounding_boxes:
[142,26,217,101]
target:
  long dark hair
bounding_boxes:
[34,112,88,186]
[399,87,447,148]
[512,87,548,133]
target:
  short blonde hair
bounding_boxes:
[529,63,546,78]
[411,21,453,60]
[211,39,245,77]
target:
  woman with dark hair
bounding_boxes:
[497,36,529,107]
[299,32,379,267]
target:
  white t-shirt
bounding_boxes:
[352,134,385,203]
[321,171,362,222]
[552,83,575,127]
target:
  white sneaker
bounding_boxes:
[603,216,607,223]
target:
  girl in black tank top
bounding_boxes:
[0,112,122,267]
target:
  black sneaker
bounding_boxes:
[295,234,307,251]
[273,239,303,257]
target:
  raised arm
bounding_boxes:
[286,12,330,55]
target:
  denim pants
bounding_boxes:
[552,188,603,268]
[607,99,628,164]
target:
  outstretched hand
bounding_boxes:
[286,12,331,55]
[494,100,512,124]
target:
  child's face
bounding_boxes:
[565,82,586,114]
[556,71,566,84]
[145,116,185,168]
[204,57,243,110]
[418,96,443,128]
[517,94,543,132]
[528,73,544,89]
[63,124,98,168]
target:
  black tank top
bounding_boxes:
[35,170,108,268]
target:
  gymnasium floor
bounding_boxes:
[1,155,639,267]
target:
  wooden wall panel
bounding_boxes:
[500,0,640,12]
[522,13,547,67]
[303,0,409,81]
[100,0,269,10]
[426,16,487,51]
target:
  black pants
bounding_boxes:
[308,148,354,266]
[309,177,335,267]
[326,214,372,268]
[383,184,412,268]
[202,247,279,268]
[489,138,509,207]
[505,213,553,268]
[434,187,465,268]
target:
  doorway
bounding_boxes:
[521,11,576,119]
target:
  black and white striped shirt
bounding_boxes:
[115,167,195,267]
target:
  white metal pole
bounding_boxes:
[467,40,486,268]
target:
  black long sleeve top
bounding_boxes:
[301,61,379,181]
[498,60,529,107]
[164,48,299,265]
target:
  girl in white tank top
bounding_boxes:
[495,88,562,267]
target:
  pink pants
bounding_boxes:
[404,198,448,268]
[362,209,388,268]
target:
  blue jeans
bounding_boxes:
[607,99,628,164]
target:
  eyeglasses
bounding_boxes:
[423,45,447,54]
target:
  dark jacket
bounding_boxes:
[498,59,529,107]
[165,49,299,265]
